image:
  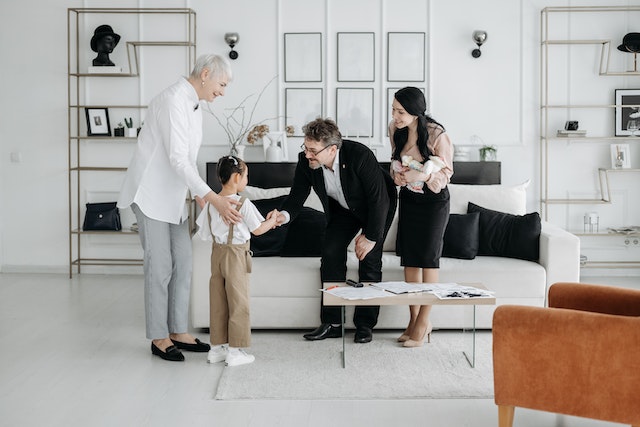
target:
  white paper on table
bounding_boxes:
[430,284,495,300]
[371,281,435,294]
[321,286,396,300]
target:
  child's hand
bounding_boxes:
[266,209,280,228]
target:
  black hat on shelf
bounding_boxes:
[90,25,121,52]
[617,32,640,53]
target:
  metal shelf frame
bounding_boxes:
[67,8,196,277]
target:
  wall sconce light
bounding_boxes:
[224,32,239,60]
[617,32,640,72]
[471,30,488,58]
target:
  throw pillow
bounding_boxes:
[281,207,327,257]
[250,196,289,256]
[467,202,541,261]
[442,212,480,260]
[448,180,529,215]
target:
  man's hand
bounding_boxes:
[354,234,375,261]
[206,192,241,224]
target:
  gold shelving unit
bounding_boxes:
[540,6,640,269]
[67,8,196,277]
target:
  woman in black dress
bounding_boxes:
[389,87,453,348]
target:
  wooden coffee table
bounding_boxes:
[322,282,496,368]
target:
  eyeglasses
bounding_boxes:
[300,143,334,156]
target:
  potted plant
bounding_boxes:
[114,122,125,137]
[124,117,137,137]
[479,145,497,161]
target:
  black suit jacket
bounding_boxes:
[282,139,396,243]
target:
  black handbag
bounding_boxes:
[83,202,122,231]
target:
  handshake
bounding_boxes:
[392,155,445,193]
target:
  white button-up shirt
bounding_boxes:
[118,77,212,224]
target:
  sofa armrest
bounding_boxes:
[538,221,580,294]
[493,305,640,425]
[549,282,640,316]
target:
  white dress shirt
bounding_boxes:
[117,77,212,224]
[194,195,264,244]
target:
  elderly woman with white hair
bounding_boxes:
[118,54,241,362]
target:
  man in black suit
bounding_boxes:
[275,118,397,343]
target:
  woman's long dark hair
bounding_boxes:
[392,87,445,161]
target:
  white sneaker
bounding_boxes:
[207,345,228,363]
[225,349,255,367]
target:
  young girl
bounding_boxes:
[195,155,279,366]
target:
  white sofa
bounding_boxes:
[190,182,580,330]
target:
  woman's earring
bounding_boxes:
[201,80,205,86]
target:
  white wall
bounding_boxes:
[1,0,639,272]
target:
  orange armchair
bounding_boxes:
[492,282,640,427]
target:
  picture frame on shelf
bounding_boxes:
[610,143,631,169]
[614,89,640,136]
[85,107,111,136]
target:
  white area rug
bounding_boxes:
[214,330,494,400]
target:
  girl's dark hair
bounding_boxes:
[391,87,445,161]
[216,155,245,185]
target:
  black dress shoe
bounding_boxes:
[354,326,373,343]
[303,323,343,341]
[151,343,185,362]
[171,338,211,352]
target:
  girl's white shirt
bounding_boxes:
[195,194,265,244]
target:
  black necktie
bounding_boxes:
[194,104,199,111]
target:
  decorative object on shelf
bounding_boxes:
[224,32,239,60]
[286,125,295,137]
[204,76,278,156]
[114,122,125,137]
[83,202,122,231]
[583,212,599,233]
[479,145,497,161]
[610,143,631,169]
[614,89,640,136]
[453,145,470,161]
[90,24,121,67]
[263,132,288,162]
[471,30,488,58]
[124,117,137,137]
[556,129,586,137]
[85,107,111,136]
[247,124,270,145]
[617,32,640,72]
[564,120,579,131]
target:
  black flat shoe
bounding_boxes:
[151,343,185,362]
[354,326,373,344]
[171,338,211,352]
[303,323,342,341]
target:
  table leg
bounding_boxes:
[341,305,346,368]
[463,304,476,367]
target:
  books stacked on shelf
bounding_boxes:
[557,129,587,137]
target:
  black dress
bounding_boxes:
[396,181,450,268]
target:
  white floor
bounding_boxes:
[0,273,637,427]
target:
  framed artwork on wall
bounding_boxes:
[387,32,425,82]
[615,89,640,136]
[284,33,322,82]
[85,107,111,136]
[285,88,323,136]
[336,88,374,138]
[337,32,375,82]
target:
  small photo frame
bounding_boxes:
[85,107,111,136]
[615,89,640,136]
[610,143,631,169]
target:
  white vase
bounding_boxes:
[265,134,282,162]
[126,128,137,137]
[233,144,246,160]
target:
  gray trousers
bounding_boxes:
[132,204,192,340]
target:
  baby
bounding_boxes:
[392,155,445,193]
